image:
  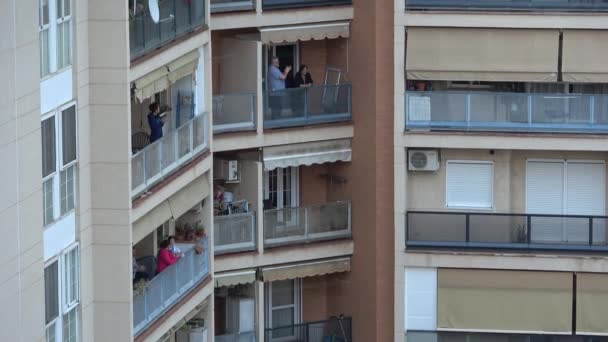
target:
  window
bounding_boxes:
[56,0,71,70]
[39,0,72,78]
[446,161,493,209]
[264,167,299,210]
[266,279,301,341]
[45,245,80,342]
[39,0,50,77]
[526,160,606,243]
[42,104,78,227]
[405,268,437,331]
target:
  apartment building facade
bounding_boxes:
[396,1,608,342]
[3,0,397,341]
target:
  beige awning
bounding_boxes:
[134,50,199,100]
[562,30,608,83]
[262,257,351,282]
[260,21,350,44]
[438,269,572,334]
[263,139,351,171]
[215,270,257,288]
[406,27,559,82]
[132,175,210,243]
[576,273,608,335]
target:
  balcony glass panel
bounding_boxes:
[264,84,352,129]
[264,201,351,247]
[214,212,257,254]
[405,91,608,133]
[133,240,210,336]
[264,317,352,342]
[407,331,608,342]
[129,0,206,59]
[406,211,608,251]
[213,93,256,134]
[405,0,608,11]
[210,0,255,13]
[130,113,209,197]
[262,0,351,10]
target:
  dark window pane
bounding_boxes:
[61,106,77,165]
[44,261,59,324]
[42,117,56,178]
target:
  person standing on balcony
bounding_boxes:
[148,102,165,143]
[268,57,291,119]
[294,65,313,88]
[132,247,150,283]
[157,239,180,274]
[292,65,314,113]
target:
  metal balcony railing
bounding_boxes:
[213,93,256,134]
[210,0,255,13]
[214,212,257,255]
[129,0,206,59]
[264,84,352,129]
[264,201,351,248]
[405,91,608,133]
[215,331,256,342]
[131,113,209,198]
[264,317,352,342]
[262,0,351,9]
[133,239,210,336]
[406,211,608,252]
[405,0,608,11]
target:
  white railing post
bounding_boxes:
[304,207,309,241]
[527,95,533,127]
[142,151,147,189]
[590,95,596,125]
[465,93,471,128]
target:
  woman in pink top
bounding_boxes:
[156,239,180,274]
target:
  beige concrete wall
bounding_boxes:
[75,0,133,340]
[302,275,329,322]
[217,37,258,94]
[0,1,45,341]
[406,149,608,213]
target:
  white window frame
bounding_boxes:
[55,0,72,71]
[44,243,80,342]
[445,160,494,210]
[39,0,72,79]
[263,167,299,209]
[39,0,51,77]
[265,279,302,342]
[42,102,78,227]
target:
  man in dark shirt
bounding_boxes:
[147,102,164,143]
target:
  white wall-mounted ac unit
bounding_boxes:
[214,160,240,182]
[408,150,440,171]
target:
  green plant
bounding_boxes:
[133,279,147,297]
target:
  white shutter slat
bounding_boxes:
[566,162,606,243]
[526,161,564,243]
[446,162,493,209]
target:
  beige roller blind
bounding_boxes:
[562,30,608,83]
[576,273,608,335]
[262,258,351,282]
[215,270,257,288]
[260,21,350,44]
[406,28,559,82]
[438,269,572,333]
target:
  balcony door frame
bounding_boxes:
[265,279,303,342]
[263,42,300,90]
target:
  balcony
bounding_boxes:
[264,84,352,129]
[210,0,255,13]
[133,240,210,336]
[405,91,608,134]
[213,93,256,134]
[406,211,608,252]
[129,0,206,59]
[262,0,351,10]
[131,113,209,198]
[264,201,351,248]
[214,212,257,254]
[407,331,608,342]
[405,0,608,11]
[264,317,352,342]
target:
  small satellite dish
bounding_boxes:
[149,0,160,23]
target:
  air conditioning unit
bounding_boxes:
[408,150,440,171]
[214,160,240,183]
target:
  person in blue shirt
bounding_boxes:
[267,57,291,119]
[147,102,165,143]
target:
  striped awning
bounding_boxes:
[262,257,351,282]
[263,139,352,171]
[215,270,257,288]
[260,21,350,44]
